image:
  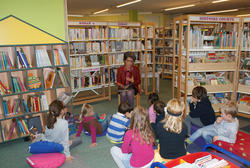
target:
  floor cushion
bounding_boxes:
[26,153,66,168]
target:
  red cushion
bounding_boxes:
[26,153,66,168]
[213,131,250,161]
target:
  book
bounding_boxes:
[27,116,42,134]
[36,49,52,67]
[58,92,72,105]
[44,68,56,89]
[57,68,69,87]
[40,94,49,111]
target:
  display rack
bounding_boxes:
[0,15,72,143]
[173,15,240,113]
[141,22,156,95]
[68,21,142,104]
[236,16,250,118]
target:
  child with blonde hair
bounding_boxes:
[111,106,155,168]
[155,99,188,159]
[75,104,110,148]
[186,101,239,144]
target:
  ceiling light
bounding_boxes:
[116,0,141,8]
[164,4,195,11]
[93,9,109,15]
[67,14,84,17]
[206,9,238,14]
[212,0,229,3]
[237,14,250,17]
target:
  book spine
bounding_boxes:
[20,50,30,68]
[5,52,13,69]
[8,121,16,140]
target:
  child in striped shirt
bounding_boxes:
[106,102,131,142]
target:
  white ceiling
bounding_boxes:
[67,0,250,15]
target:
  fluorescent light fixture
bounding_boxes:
[68,14,84,17]
[237,14,250,17]
[206,9,238,14]
[212,0,229,3]
[93,9,109,15]
[164,4,195,11]
[116,0,141,8]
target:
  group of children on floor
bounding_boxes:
[41,86,239,167]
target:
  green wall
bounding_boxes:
[0,0,66,40]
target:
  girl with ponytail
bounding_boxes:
[43,100,73,162]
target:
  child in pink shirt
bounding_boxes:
[111,106,155,168]
[148,93,159,123]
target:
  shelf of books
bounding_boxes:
[173,15,240,113]
[236,17,250,118]
[141,23,156,95]
[68,21,142,104]
[0,15,72,143]
[155,27,165,74]
[162,26,175,79]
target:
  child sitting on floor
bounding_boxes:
[184,86,216,135]
[186,101,239,145]
[148,93,159,123]
[75,104,110,148]
[106,102,131,143]
[155,99,188,160]
[151,100,165,134]
[110,106,155,168]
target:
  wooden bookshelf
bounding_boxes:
[236,17,250,117]
[173,15,241,115]
[67,21,143,104]
[141,23,156,95]
[0,15,72,143]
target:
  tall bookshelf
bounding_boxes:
[141,23,156,95]
[68,21,110,105]
[162,26,175,79]
[155,27,165,74]
[173,15,240,113]
[236,17,250,118]
[68,21,142,104]
[0,15,72,143]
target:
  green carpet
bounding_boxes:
[0,79,172,168]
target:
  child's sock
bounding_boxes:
[185,138,192,145]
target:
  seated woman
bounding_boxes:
[117,52,141,109]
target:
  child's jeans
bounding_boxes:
[94,112,111,132]
[189,124,217,144]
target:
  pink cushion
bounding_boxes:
[26,153,66,168]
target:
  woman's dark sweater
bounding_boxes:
[189,96,216,126]
[155,122,187,159]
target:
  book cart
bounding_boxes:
[68,21,143,104]
[236,16,250,118]
[172,15,241,113]
[0,15,72,143]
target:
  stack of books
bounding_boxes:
[53,49,68,65]
[16,48,32,68]
[2,99,21,117]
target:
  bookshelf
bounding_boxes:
[0,15,72,143]
[173,15,240,113]
[162,26,175,79]
[68,21,142,104]
[236,17,250,118]
[141,23,156,95]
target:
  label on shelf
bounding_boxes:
[68,21,107,26]
[190,16,240,22]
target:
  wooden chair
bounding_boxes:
[118,92,140,106]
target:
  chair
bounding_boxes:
[118,93,140,106]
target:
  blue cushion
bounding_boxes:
[29,141,64,154]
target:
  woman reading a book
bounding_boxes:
[117,52,141,109]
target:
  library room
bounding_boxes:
[0,0,250,167]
